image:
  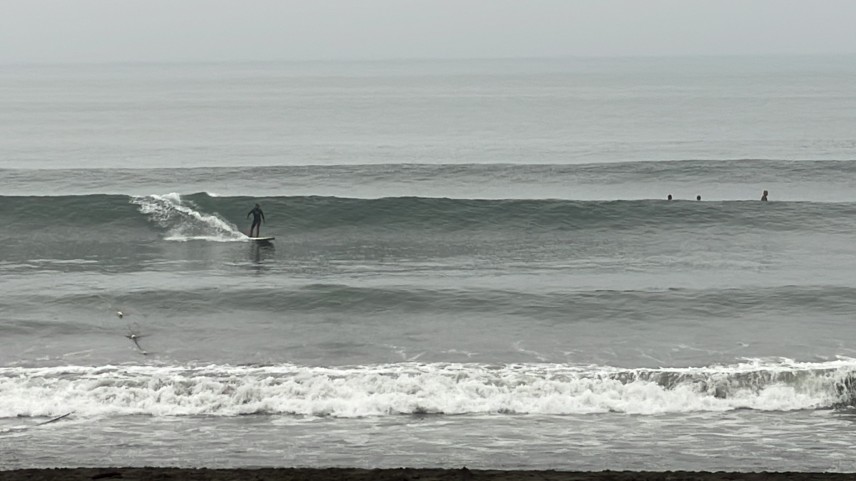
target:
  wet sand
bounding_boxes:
[1,468,854,481]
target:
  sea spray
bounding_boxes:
[130,193,246,242]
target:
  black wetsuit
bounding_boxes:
[247,206,265,237]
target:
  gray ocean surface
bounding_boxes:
[2,56,856,471]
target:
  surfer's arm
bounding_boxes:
[262,211,266,222]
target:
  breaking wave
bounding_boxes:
[3,359,856,419]
[130,193,247,242]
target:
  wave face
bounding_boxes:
[2,360,855,419]
[2,193,856,242]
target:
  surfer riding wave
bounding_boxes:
[247,203,265,238]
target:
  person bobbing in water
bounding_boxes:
[247,203,265,237]
[761,190,768,201]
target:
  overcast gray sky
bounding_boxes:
[1,0,855,63]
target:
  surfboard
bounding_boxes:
[38,412,73,426]
[249,236,275,242]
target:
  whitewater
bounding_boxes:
[4,360,856,419]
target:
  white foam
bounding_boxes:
[1,359,855,419]
[130,193,246,242]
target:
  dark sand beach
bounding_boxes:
[1,469,855,481]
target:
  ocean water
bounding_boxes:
[2,56,856,471]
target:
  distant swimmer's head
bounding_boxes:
[696,195,701,201]
[761,190,768,201]
[667,194,672,200]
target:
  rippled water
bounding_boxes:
[2,56,856,471]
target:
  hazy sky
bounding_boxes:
[1,0,855,63]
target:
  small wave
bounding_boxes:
[2,359,855,419]
[4,160,856,199]
[29,285,856,318]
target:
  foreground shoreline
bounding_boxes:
[1,468,854,481]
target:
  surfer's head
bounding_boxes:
[255,203,260,208]
[667,194,672,200]
[696,195,701,201]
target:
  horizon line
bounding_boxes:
[2,52,856,68]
